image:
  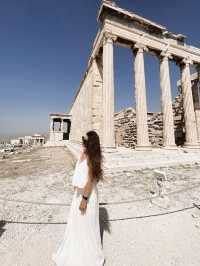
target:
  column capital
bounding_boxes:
[160,50,172,60]
[103,32,117,44]
[133,42,148,53]
[182,56,193,66]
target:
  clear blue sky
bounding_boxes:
[0,0,199,140]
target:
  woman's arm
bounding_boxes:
[82,176,94,199]
[79,161,94,214]
[79,145,86,161]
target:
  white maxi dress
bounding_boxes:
[52,157,105,266]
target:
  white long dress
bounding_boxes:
[52,157,105,266]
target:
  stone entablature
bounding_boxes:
[92,2,200,63]
[68,0,200,149]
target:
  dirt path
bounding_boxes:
[1,147,200,266]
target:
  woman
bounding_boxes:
[52,130,105,266]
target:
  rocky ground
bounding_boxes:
[1,146,200,266]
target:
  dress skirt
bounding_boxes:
[52,183,105,266]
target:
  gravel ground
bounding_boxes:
[0,146,200,266]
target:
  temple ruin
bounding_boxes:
[10,134,46,146]
[48,113,71,146]
[115,72,200,148]
[58,1,200,150]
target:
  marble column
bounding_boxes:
[195,110,200,144]
[160,51,176,148]
[195,65,200,143]
[50,119,54,132]
[102,32,116,148]
[61,119,64,132]
[133,43,151,150]
[180,57,199,148]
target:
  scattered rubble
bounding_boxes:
[114,94,185,148]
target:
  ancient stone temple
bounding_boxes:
[67,0,200,150]
[47,113,71,146]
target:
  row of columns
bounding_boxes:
[102,33,200,149]
[33,138,45,145]
[50,119,64,132]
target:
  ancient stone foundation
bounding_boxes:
[114,93,185,148]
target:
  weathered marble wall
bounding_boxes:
[69,59,103,144]
[172,93,185,146]
[91,59,103,141]
[114,94,185,148]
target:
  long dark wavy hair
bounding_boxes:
[82,130,104,183]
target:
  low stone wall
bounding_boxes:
[114,94,185,148]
